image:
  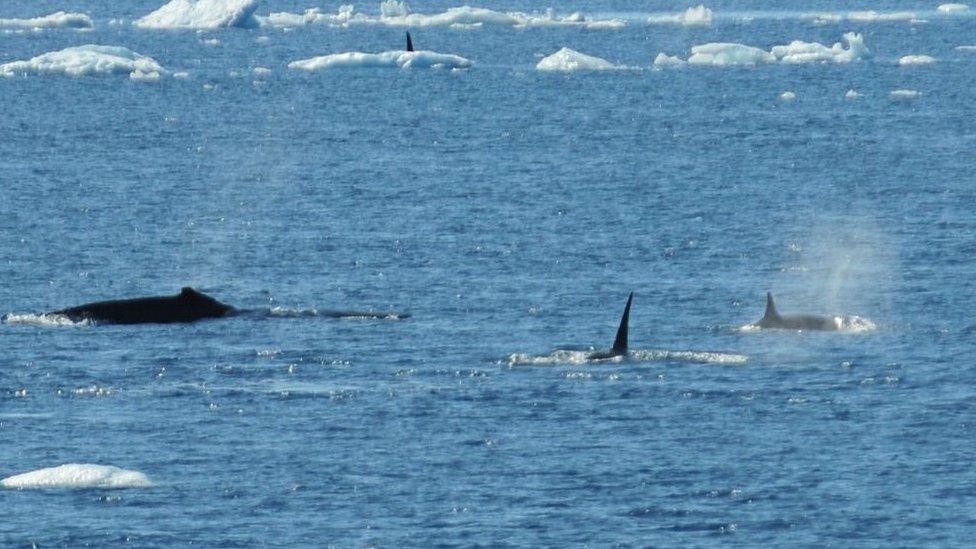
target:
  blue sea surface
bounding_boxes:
[1,1,975,546]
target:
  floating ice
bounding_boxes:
[955,45,976,51]
[779,91,797,101]
[663,33,868,67]
[1,464,151,489]
[891,89,921,99]
[688,43,776,66]
[289,50,472,70]
[536,48,624,71]
[846,10,917,22]
[899,54,936,65]
[652,53,686,69]
[0,45,165,80]
[648,4,714,26]
[0,11,93,29]
[135,0,260,29]
[845,89,861,99]
[938,3,970,14]
[771,33,869,63]
[260,3,623,29]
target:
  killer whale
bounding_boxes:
[406,31,414,52]
[752,292,839,331]
[586,292,633,360]
[22,287,409,325]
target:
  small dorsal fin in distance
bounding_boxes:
[406,31,414,52]
[611,292,634,355]
[763,292,779,320]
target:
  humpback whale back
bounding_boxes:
[406,31,414,52]
[611,292,633,355]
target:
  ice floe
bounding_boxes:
[536,48,625,71]
[260,2,623,29]
[0,11,93,29]
[648,5,714,26]
[0,45,165,80]
[135,0,260,29]
[845,89,862,99]
[955,45,976,51]
[1,464,151,489]
[652,53,686,69]
[660,33,868,67]
[938,3,970,14]
[891,89,921,100]
[289,50,472,70]
[899,54,936,65]
[779,91,797,101]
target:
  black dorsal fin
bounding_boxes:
[763,292,779,320]
[406,31,414,52]
[611,292,634,355]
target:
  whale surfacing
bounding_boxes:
[587,292,633,360]
[753,292,839,331]
[52,287,234,324]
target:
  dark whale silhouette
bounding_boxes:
[51,287,233,324]
[26,287,408,325]
[406,31,414,52]
[587,292,633,360]
[752,292,839,331]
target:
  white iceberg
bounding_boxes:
[845,89,861,99]
[955,45,976,51]
[779,91,797,101]
[260,2,623,29]
[890,89,921,99]
[0,11,93,29]
[938,3,969,14]
[899,54,936,65]
[2,464,151,489]
[289,50,472,70]
[688,43,775,66]
[536,48,624,71]
[135,0,260,29]
[0,45,165,80]
[649,5,714,26]
[770,32,869,63]
[652,53,686,68]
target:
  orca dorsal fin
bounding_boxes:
[763,292,779,320]
[406,31,414,52]
[611,292,633,355]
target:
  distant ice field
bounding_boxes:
[1,0,975,547]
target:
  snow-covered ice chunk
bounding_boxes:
[890,89,921,99]
[2,464,151,489]
[135,0,260,29]
[779,91,797,101]
[899,54,936,65]
[938,3,969,14]
[648,4,714,26]
[652,53,686,68]
[289,50,472,70]
[771,32,869,63]
[536,48,623,71]
[688,43,776,66]
[0,12,93,29]
[0,45,165,80]
[845,89,861,99]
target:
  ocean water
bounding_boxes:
[1,1,975,546]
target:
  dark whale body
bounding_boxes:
[53,287,233,324]
[753,292,838,331]
[587,292,633,360]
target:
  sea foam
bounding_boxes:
[289,50,472,70]
[0,11,93,29]
[536,48,624,71]
[135,0,260,29]
[1,464,151,489]
[0,45,165,80]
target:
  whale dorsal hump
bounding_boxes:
[180,287,198,298]
[763,292,779,321]
[406,31,414,52]
[611,292,633,355]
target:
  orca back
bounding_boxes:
[610,292,633,355]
